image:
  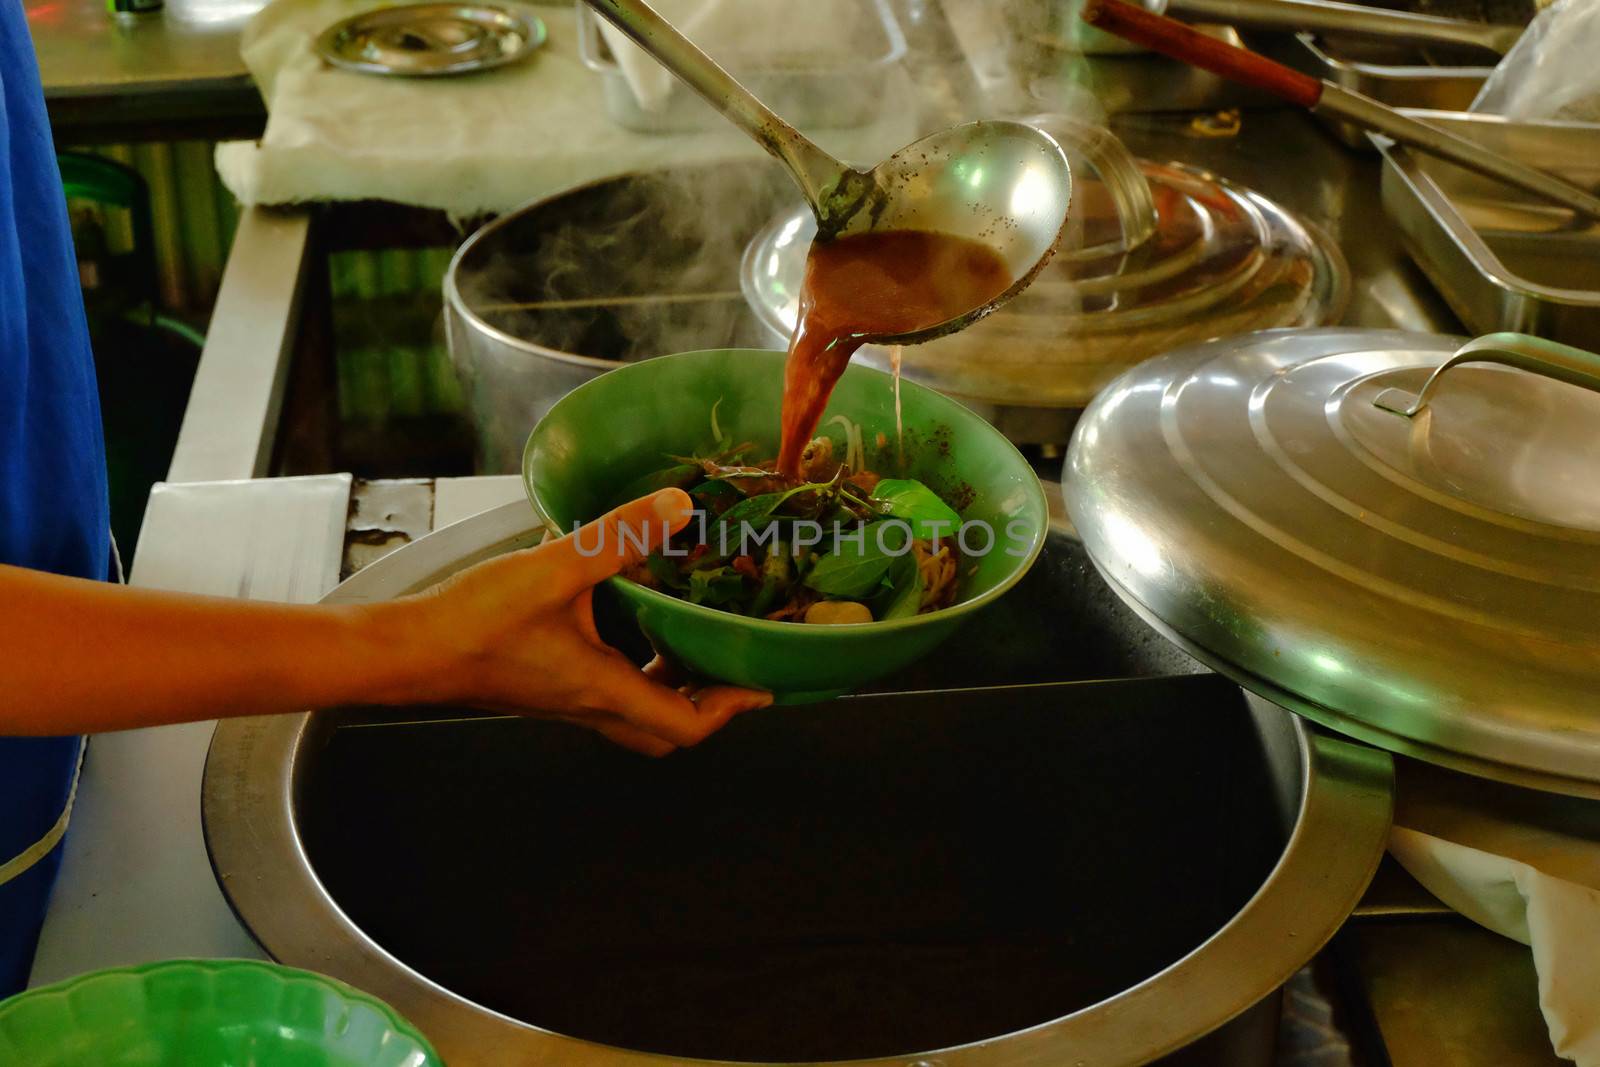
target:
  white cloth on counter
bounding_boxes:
[1472,0,1600,123]
[216,0,917,219]
[1389,757,1600,1067]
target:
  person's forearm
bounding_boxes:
[0,564,440,734]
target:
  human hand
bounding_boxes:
[374,488,771,755]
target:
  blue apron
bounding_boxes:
[0,0,112,996]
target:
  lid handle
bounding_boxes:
[1374,333,1600,418]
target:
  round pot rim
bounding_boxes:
[204,500,1395,1067]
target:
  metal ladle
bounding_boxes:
[582,0,1073,345]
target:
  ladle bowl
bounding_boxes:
[836,119,1076,345]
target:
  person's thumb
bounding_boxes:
[539,488,695,598]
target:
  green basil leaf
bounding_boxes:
[876,552,925,620]
[870,479,963,541]
[804,522,911,598]
[615,464,701,507]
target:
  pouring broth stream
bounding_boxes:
[776,229,1012,478]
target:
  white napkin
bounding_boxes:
[215,0,916,219]
[1389,758,1600,1067]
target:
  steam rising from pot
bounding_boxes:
[450,0,1107,368]
[454,163,796,363]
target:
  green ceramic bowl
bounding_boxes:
[0,959,441,1067]
[523,348,1048,703]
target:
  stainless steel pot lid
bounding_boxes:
[741,160,1348,410]
[315,3,545,77]
[1065,327,1600,797]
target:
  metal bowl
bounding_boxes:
[315,3,546,77]
[203,502,1393,1067]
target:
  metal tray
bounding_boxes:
[1257,31,1491,148]
[574,0,906,133]
[1379,111,1600,348]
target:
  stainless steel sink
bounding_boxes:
[204,503,1393,1066]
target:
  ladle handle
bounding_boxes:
[1374,333,1600,418]
[1079,0,1324,107]
[580,0,852,219]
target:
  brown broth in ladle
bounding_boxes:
[776,229,1012,479]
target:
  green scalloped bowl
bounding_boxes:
[523,348,1049,703]
[0,959,442,1067]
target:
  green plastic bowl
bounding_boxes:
[523,348,1048,703]
[0,959,442,1067]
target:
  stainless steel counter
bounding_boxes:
[27,0,267,139]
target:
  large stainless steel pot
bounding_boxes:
[443,163,790,473]
[204,501,1393,1067]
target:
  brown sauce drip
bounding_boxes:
[776,230,1011,479]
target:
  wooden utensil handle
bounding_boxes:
[1080,0,1325,109]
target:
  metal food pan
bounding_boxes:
[1379,111,1600,348]
[575,0,906,134]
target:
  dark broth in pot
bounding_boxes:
[776,229,1012,478]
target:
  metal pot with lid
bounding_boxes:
[1066,327,1600,797]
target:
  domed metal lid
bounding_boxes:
[316,3,545,77]
[1066,328,1600,797]
[741,160,1348,410]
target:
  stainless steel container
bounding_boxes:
[574,0,906,133]
[443,163,790,473]
[1378,112,1600,349]
[204,501,1393,1067]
